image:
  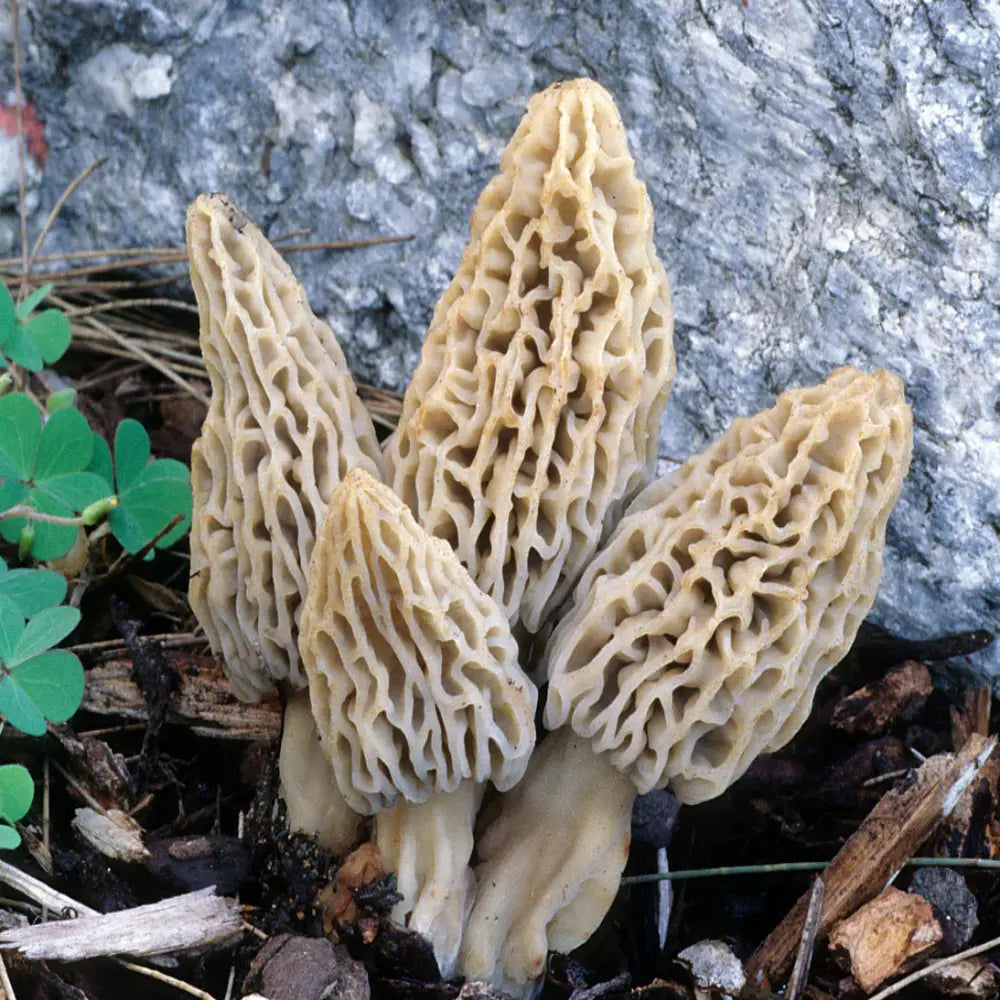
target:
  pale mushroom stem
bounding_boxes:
[458,730,635,999]
[374,780,482,979]
[278,688,364,855]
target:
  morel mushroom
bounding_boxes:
[187,194,383,848]
[299,468,536,976]
[459,366,913,996]
[385,78,675,638]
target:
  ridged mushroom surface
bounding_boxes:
[385,78,675,634]
[187,194,385,701]
[545,366,913,802]
[300,469,536,815]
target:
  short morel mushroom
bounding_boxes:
[187,194,384,849]
[385,78,675,639]
[459,366,913,996]
[299,468,537,976]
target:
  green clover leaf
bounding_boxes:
[0,594,84,736]
[0,764,33,822]
[107,419,192,553]
[0,395,111,559]
[0,284,71,373]
[0,558,67,616]
[0,763,33,850]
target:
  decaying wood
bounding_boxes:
[676,940,745,997]
[243,933,370,1000]
[786,877,824,1000]
[867,931,1000,1000]
[52,727,130,810]
[951,686,992,750]
[925,957,999,999]
[831,661,932,735]
[828,886,942,992]
[0,886,242,960]
[71,807,149,863]
[82,653,282,741]
[0,859,99,918]
[745,735,996,990]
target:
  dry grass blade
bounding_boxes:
[27,157,109,274]
[10,0,28,297]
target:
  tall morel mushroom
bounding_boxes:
[459,366,913,996]
[187,194,384,849]
[299,468,537,977]
[385,78,675,637]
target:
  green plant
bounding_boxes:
[0,283,193,849]
[90,419,192,555]
[0,558,85,849]
[0,558,84,736]
[0,392,111,559]
[0,283,72,372]
[0,287,192,561]
[0,764,34,848]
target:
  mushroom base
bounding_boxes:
[279,688,364,855]
[458,729,635,998]
[374,779,482,979]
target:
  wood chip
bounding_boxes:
[83,653,281,741]
[676,940,745,996]
[52,727,130,809]
[745,735,996,990]
[831,661,933,735]
[828,886,942,992]
[71,807,149,863]
[0,886,242,960]
[925,957,1000,998]
[243,933,370,1000]
[950,686,991,749]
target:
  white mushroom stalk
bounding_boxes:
[278,690,364,853]
[460,366,914,996]
[186,194,384,852]
[299,469,537,977]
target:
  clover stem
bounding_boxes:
[0,505,89,527]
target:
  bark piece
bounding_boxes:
[745,735,995,989]
[950,686,992,758]
[82,654,282,741]
[676,940,745,996]
[926,957,1000,998]
[71,807,149,863]
[0,886,241,960]
[52,728,130,810]
[831,661,932,735]
[243,932,370,1000]
[828,886,942,993]
[930,738,1000,861]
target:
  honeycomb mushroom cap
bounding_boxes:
[545,366,913,802]
[187,194,385,701]
[385,77,675,635]
[300,468,537,815]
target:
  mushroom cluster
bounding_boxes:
[187,78,913,997]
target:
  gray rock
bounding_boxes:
[1,0,997,675]
[909,866,979,951]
